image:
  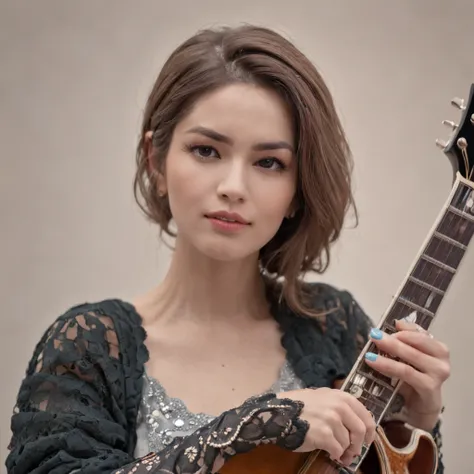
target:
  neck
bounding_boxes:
[148,236,269,326]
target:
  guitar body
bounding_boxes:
[373,423,438,474]
[221,423,438,474]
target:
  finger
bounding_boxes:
[395,319,426,332]
[319,428,347,462]
[343,394,376,444]
[364,352,434,394]
[338,405,366,455]
[369,329,434,373]
[392,329,450,360]
[328,418,360,468]
[332,419,351,455]
[395,320,435,341]
[340,450,358,468]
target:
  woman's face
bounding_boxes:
[159,83,297,262]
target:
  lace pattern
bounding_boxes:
[114,394,308,473]
[6,301,147,473]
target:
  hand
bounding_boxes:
[364,320,450,431]
[279,388,376,467]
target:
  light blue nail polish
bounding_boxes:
[365,352,378,362]
[370,328,383,340]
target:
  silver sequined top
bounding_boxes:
[134,360,305,457]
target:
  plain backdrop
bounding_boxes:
[1,1,473,472]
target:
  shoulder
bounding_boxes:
[302,281,373,342]
[303,281,353,311]
[55,298,145,335]
[273,281,373,387]
[53,298,145,345]
[275,280,371,327]
[29,298,148,375]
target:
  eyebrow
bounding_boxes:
[185,126,294,153]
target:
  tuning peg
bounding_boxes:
[451,97,466,110]
[436,139,448,149]
[442,120,458,130]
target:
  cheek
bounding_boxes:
[250,186,295,248]
[165,155,207,217]
[256,179,295,223]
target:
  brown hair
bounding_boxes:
[134,25,356,317]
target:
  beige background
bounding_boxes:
[1,0,473,472]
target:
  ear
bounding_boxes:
[285,201,298,219]
[144,130,167,196]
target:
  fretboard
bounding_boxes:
[342,174,474,423]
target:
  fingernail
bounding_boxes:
[365,352,378,362]
[369,328,383,340]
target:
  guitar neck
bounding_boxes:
[342,173,474,423]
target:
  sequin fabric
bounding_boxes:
[137,359,305,452]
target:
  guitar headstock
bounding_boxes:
[437,83,474,183]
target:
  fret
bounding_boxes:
[381,323,397,335]
[347,379,386,402]
[442,208,474,245]
[423,235,465,272]
[358,393,385,421]
[386,300,434,332]
[397,296,435,318]
[412,257,454,292]
[408,276,445,296]
[356,359,394,388]
[450,183,474,214]
[355,368,395,392]
[448,205,474,223]
[346,369,394,421]
[398,279,443,314]
[420,254,456,273]
[359,391,387,409]
[433,231,467,250]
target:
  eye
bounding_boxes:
[256,157,286,171]
[189,145,220,160]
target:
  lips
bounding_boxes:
[205,211,250,225]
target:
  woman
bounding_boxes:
[6,25,449,473]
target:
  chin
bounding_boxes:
[198,243,252,262]
[193,237,258,263]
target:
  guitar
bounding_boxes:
[221,84,474,473]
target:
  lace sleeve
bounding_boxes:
[6,310,137,473]
[112,393,308,474]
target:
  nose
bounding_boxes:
[216,161,247,203]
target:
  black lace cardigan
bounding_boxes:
[5,283,444,473]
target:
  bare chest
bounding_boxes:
[143,320,286,416]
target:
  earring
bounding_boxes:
[158,190,166,198]
[287,210,296,219]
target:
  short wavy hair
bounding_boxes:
[134,25,356,317]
